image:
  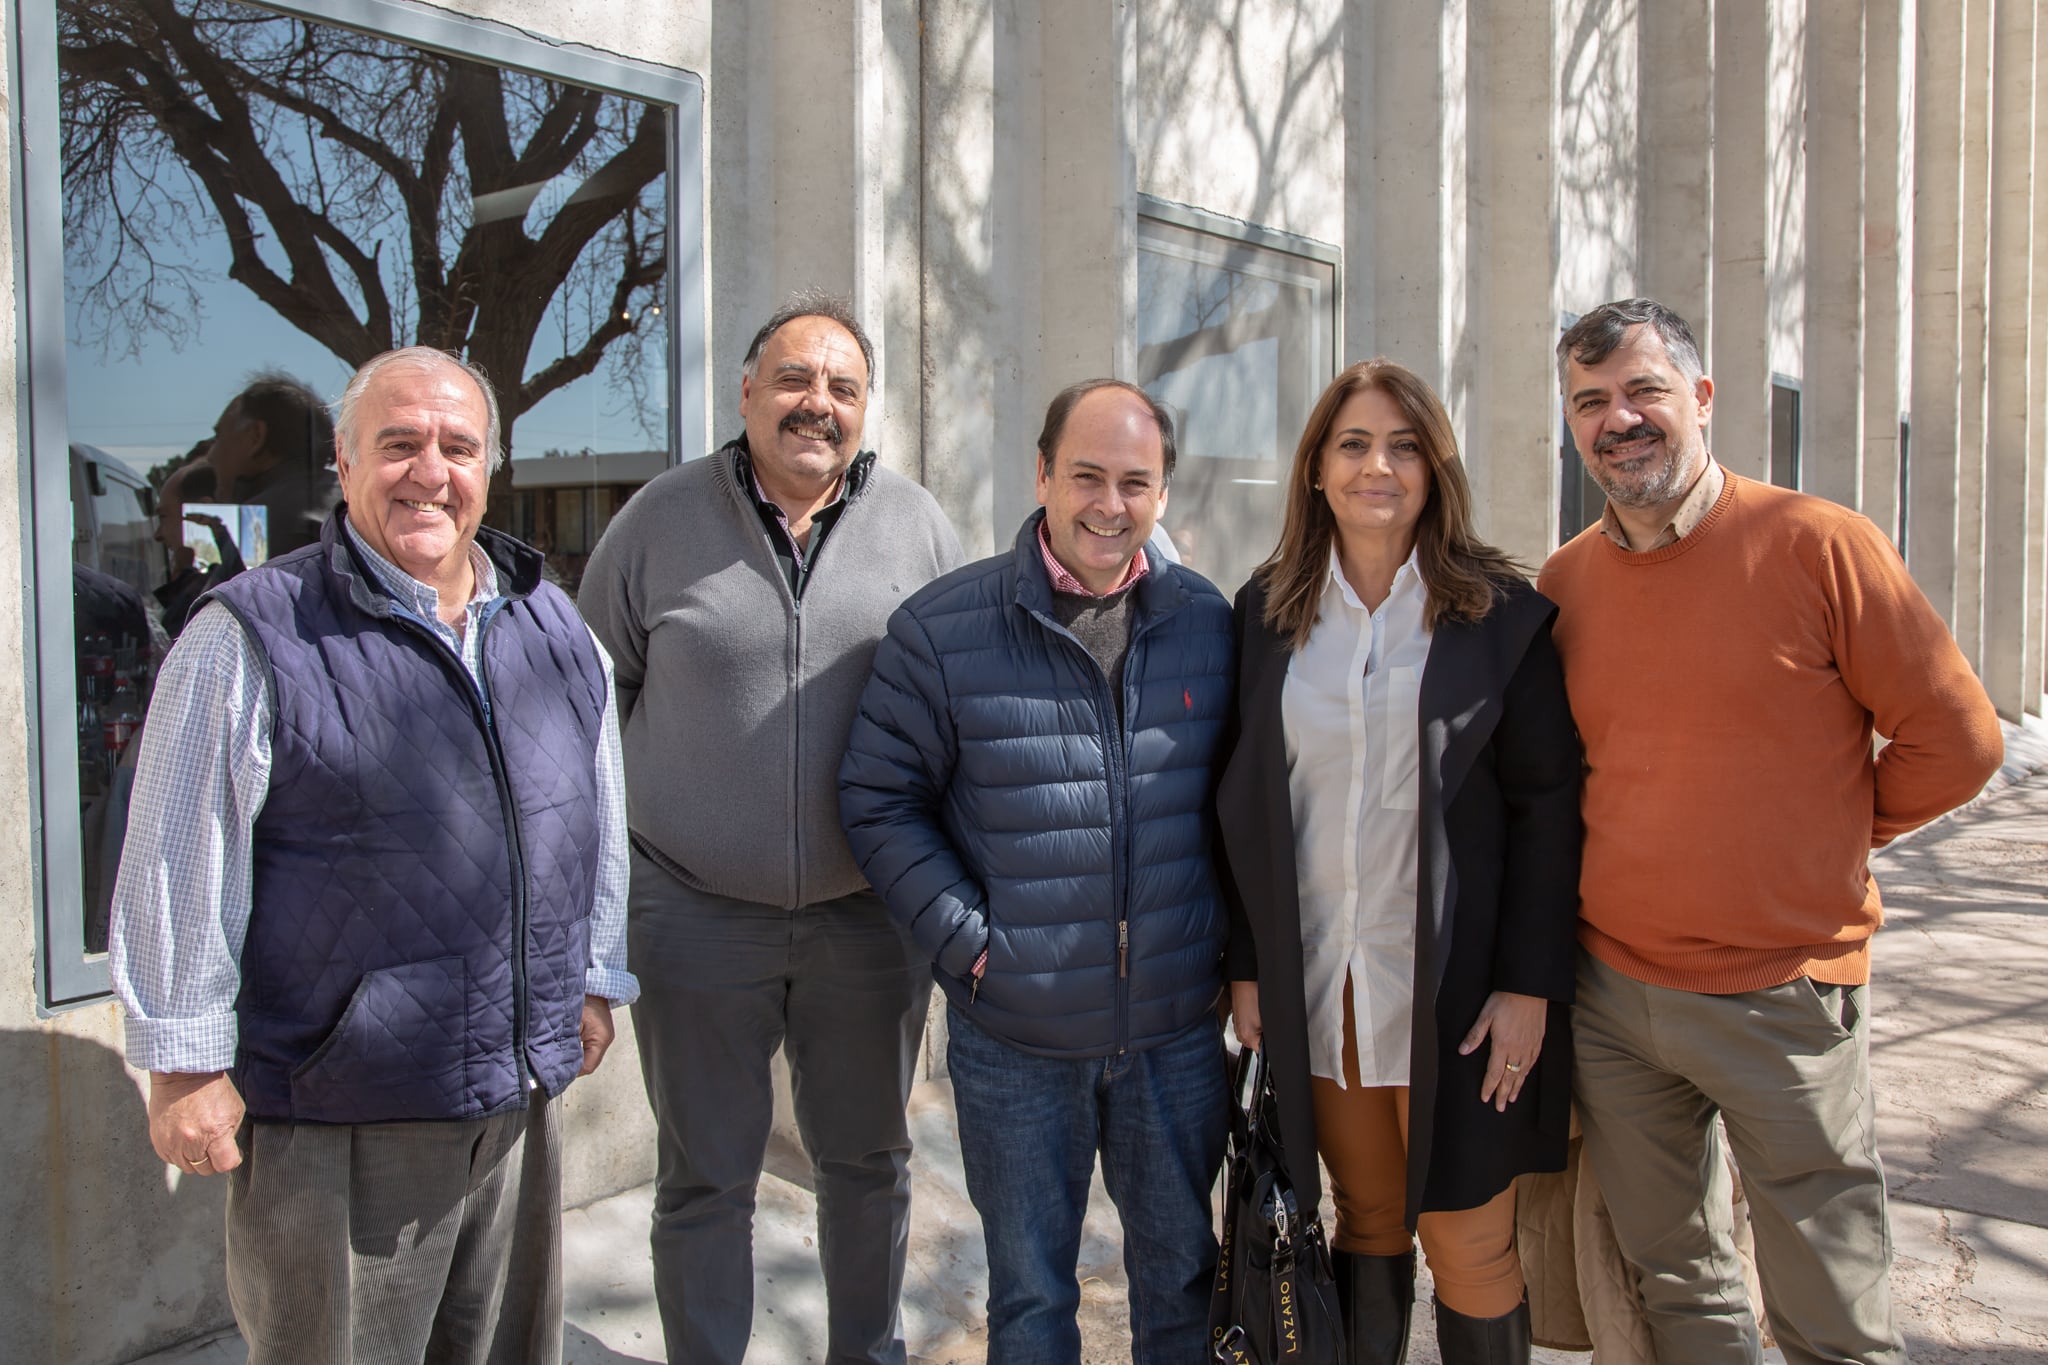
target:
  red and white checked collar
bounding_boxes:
[1036,520,1149,598]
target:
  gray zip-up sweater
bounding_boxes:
[580,440,964,908]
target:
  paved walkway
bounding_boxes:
[1863,764,2048,1360]
[138,742,2048,1364]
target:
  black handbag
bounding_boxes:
[1209,1046,1347,1364]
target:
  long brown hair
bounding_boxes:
[1257,358,1525,649]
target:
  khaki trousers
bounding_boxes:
[225,1097,563,1365]
[1572,951,1909,1365]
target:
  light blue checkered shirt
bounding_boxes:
[109,522,636,1076]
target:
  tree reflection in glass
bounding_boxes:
[57,0,675,951]
[1133,213,1335,598]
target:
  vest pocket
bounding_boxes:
[524,914,593,1094]
[289,955,473,1122]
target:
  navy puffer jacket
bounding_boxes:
[840,512,1234,1058]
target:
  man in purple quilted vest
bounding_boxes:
[109,348,637,1365]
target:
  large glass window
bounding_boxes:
[1897,414,1912,557]
[1771,376,1803,490]
[1134,199,1339,597]
[1556,312,1605,546]
[20,0,705,1006]
[1557,414,1604,547]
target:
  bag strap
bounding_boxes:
[1269,1236,1304,1360]
[1208,1046,1264,1361]
[1245,1041,1285,1148]
[1230,1045,1261,1151]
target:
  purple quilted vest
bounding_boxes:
[208,515,606,1123]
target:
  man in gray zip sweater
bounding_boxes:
[580,292,963,1365]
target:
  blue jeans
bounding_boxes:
[947,1004,1229,1365]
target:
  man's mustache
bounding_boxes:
[781,409,843,444]
[1594,422,1663,455]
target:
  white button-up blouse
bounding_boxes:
[1281,546,1433,1088]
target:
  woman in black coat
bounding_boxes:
[1217,358,1581,1365]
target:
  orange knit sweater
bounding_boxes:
[1538,473,2003,993]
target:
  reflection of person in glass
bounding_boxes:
[1216,360,1583,1364]
[198,371,342,557]
[152,460,244,638]
[74,561,154,955]
[108,347,636,1365]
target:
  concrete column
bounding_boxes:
[706,3,902,444]
[1638,0,1714,332]
[1861,0,1910,539]
[916,2,1132,554]
[1018,1,1137,540]
[1555,0,1638,309]
[1803,0,1865,509]
[768,5,863,301]
[1909,0,1967,622]
[1955,0,1994,664]
[1768,0,1807,419]
[872,0,927,479]
[706,5,768,408]
[1346,0,1465,390]
[1464,0,1558,562]
[1443,0,1477,429]
[1712,0,1773,478]
[1984,0,2038,718]
[1342,3,1379,361]
[2028,7,2048,709]
[918,1,1002,554]
[1038,1,1135,388]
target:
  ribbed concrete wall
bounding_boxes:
[8,2,2048,1361]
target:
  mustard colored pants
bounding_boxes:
[1310,979,1523,1318]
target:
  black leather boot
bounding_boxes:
[1432,1295,1532,1365]
[1332,1249,1415,1365]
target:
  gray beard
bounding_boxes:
[1594,446,1698,509]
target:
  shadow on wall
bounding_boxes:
[1555,0,1641,303]
[3,1020,659,1365]
[1133,0,1343,242]
[1,1028,232,1365]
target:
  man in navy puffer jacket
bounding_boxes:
[840,379,1234,1365]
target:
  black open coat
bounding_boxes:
[1216,573,1582,1227]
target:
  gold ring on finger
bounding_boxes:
[1504,1062,1522,1073]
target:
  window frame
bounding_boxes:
[1134,194,1345,424]
[1132,196,1341,594]
[1896,413,1912,556]
[1555,311,1598,547]
[12,0,706,1009]
[1770,372,1803,491]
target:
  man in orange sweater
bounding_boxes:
[1538,298,2003,1364]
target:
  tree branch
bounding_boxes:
[518,247,666,412]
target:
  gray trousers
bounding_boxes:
[628,849,931,1365]
[1572,951,1909,1365]
[225,1097,563,1365]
